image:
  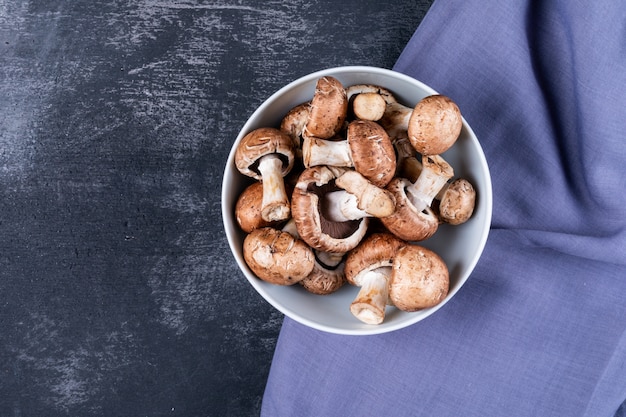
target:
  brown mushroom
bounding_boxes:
[389,244,449,311]
[344,233,407,324]
[435,178,476,225]
[280,218,346,295]
[300,250,346,295]
[235,127,295,222]
[302,120,396,188]
[380,94,462,155]
[291,166,369,253]
[235,182,275,233]
[381,154,453,241]
[393,142,476,225]
[381,146,453,241]
[407,94,462,156]
[243,226,315,286]
[280,101,310,160]
[379,100,414,138]
[380,177,440,241]
[303,76,348,140]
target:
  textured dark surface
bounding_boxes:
[0,1,433,416]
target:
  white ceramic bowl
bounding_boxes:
[222,66,492,335]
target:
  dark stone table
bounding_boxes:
[0,1,433,415]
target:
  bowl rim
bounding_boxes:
[221,65,493,335]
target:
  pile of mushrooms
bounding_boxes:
[234,76,476,324]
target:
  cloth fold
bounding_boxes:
[261,1,626,416]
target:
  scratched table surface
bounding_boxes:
[0,0,434,415]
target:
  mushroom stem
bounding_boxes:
[323,190,368,222]
[323,169,397,222]
[379,101,413,138]
[257,155,290,222]
[280,218,299,237]
[335,170,396,217]
[302,136,353,168]
[350,267,391,325]
[393,135,422,181]
[405,155,454,213]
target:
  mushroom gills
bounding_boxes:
[307,181,363,239]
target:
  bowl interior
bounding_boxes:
[222,66,492,335]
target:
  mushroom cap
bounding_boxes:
[291,166,369,253]
[344,233,406,287]
[299,259,346,295]
[280,101,310,157]
[352,92,387,121]
[235,127,295,180]
[235,182,275,233]
[346,120,396,188]
[243,227,315,285]
[389,244,449,311]
[380,177,439,241]
[407,95,462,156]
[437,178,476,225]
[345,83,397,105]
[303,76,348,140]
[379,101,413,138]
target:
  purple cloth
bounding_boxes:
[261,1,626,416]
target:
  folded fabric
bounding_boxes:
[261,1,626,416]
